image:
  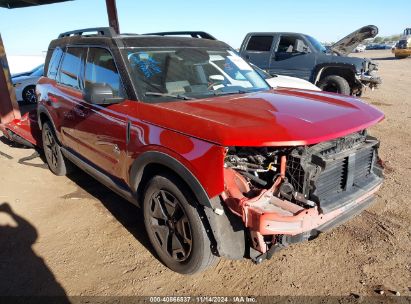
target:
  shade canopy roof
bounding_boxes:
[0,0,72,9]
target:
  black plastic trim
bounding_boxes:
[61,147,138,206]
[58,27,117,38]
[129,151,212,208]
[143,31,217,40]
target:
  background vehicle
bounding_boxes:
[37,27,384,274]
[354,44,366,52]
[239,25,381,96]
[12,64,44,104]
[392,27,411,59]
[251,63,321,90]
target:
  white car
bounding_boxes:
[11,64,44,103]
[209,56,320,91]
[251,64,321,91]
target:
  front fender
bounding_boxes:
[129,151,214,208]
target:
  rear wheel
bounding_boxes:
[143,173,217,274]
[318,75,351,95]
[42,121,72,176]
[22,85,37,104]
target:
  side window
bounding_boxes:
[46,47,63,80]
[58,47,85,90]
[85,48,124,98]
[276,36,310,53]
[246,36,274,52]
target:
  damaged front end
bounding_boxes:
[355,60,381,95]
[221,131,383,263]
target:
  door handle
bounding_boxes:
[74,105,88,118]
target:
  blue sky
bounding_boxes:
[0,0,409,55]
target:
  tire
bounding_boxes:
[143,173,217,274]
[395,54,409,59]
[42,121,72,176]
[22,85,37,104]
[318,75,351,95]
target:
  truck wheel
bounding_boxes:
[143,173,217,274]
[42,121,72,176]
[318,75,351,95]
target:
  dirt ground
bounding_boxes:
[0,50,410,298]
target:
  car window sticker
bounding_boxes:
[129,52,161,79]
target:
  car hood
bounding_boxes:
[331,25,378,56]
[11,75,35,83]
[11,72,31,78]
[267,75,321,91]
[139,89,384,147]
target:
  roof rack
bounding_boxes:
[143,31,217,40]
[58,27,117,38]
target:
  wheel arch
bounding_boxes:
[37,105,63,144]
[129,151,213,209]
[313,64,358,87]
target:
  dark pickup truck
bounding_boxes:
[239,25,381,96]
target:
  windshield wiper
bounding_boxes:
[213,89,249,96]
[145,92,194,100]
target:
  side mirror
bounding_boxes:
[83,83,123,105]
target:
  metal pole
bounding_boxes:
[0,33,20,124]
[105,0,120,34]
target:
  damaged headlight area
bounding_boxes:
[222,131,384,262]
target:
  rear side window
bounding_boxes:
[58,47,85,90]
[85,47,124,97]
[47,48,63,80]
[246,36,274,52]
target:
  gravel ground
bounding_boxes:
[0,49,410,298]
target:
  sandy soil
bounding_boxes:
[0,50,410,298]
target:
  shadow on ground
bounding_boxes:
[370,56,399,61]
[66,170,156,257]
[0,202,69,299]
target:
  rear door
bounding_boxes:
[72,47,128,178]
[269,34,316,80]
[240,35,275,71]
[54,47,87,150]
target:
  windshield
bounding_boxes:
[123,47,269,102]
[306,35,327,53]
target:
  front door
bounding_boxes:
[269,35,316,81]
[73,47,128,179]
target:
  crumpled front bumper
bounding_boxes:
[359,73,382,88]
[245,180,382,236]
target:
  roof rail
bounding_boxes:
[143,31,217,40]
[58,27,117,38]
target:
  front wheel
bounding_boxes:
[318,75,351,95]
[143,173,217,274]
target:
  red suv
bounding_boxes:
[37,28,384,274]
